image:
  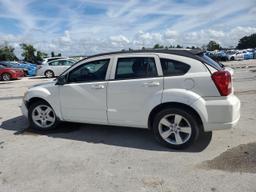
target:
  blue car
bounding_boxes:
[243,51,254,60]
[0,61,37,76]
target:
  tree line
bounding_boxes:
[152,33,256,51]
[0,43,62,64]
[1,33,255,63]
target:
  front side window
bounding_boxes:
[160,58,190,76]
[68,59,110,83]
[48,61,59,66]
[115,57,157,80]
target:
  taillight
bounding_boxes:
[211,71,231,96]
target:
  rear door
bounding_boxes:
[107,54,163,128]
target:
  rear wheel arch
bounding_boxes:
[148,102,203,131]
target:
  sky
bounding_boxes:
[0,0,255,57]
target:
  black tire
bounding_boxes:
[44,70,54,78]
[230,57,234,61]
[28,100,59,131]
[1,73,11,81]
[152,108,201,149]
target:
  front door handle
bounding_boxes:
[91,84,105,89]
[143,81,160,87]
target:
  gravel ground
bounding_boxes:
[0,68,256,192]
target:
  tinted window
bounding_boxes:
[48,61,60,66]
[68,59,110,83]
[160,58,190,76]
[68,60,75,65]
[115,57,157,80]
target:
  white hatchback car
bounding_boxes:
[22,49,240,149]
[37,58,76,78]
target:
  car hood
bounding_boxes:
[30,80,56,88]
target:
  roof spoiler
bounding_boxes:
[188,49,205,55]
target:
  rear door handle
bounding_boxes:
[91,84,105,89]
[143,81,160,87]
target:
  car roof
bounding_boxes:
[83,48,205,61]
[47,58,75,62]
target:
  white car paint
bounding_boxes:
[22,51,240,133]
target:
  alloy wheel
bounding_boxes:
[45,71,53,78]
[158,114,192,145]
[32,104,56,128]
[2,73,11,81]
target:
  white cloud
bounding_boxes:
[0,0,256,57]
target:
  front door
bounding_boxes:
[59,58,111,124]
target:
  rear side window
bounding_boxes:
[115,57,158,80]
[160,58,190,76]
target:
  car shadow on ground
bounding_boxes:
[1,116,212,152]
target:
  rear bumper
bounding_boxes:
[193,95,241,131]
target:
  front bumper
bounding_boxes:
[21,100,28,118]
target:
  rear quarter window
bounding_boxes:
[160,58,190,76]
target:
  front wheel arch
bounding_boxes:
[28,98,59,131]
[27,97,50,110]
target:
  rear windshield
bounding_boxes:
[199,54,223,70]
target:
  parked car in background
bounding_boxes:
[22,49,240,149]
[205,51,228,61]
[0,61,37,76]
[37,58,77,78]
[0,64,24,81]
[242,51,254,60]
[227,51,244,61]
[41,57,66,65]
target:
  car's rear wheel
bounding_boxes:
[28,100,58,131]
[1,73,11,81]
[152,108,200,149]
[45,70,54,78]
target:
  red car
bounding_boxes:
[0,65,24,81]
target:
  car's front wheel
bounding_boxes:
[28,100,58,131]
[152,108,200,149]
[45,70,54,78]
[1,73,11,81]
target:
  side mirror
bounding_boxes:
[56,75,66,85]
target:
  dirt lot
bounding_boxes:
[0,62,256,192]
